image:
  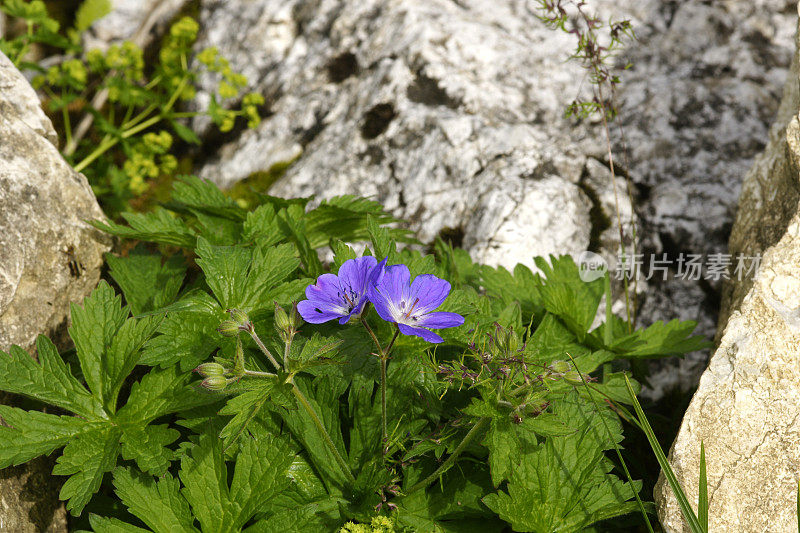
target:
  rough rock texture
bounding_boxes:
[655,200,800,531]
[83,0,188,51]
[0,51,110,532]
[654,8,800,530]
[718,17,800,338]
[187,0,796,396]
[195,0,616,262]
[0,52,109,353]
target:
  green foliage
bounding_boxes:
[0,177,707,530]
[0,1,264,216]
[0,283,212,515]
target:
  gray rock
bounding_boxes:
[185,0,795,395]
[0,51,110,532]
[655,11,800,530]
[194,0,625,268]
[83,0,188,51]
[0,51,110,353]
[655,198,800,531]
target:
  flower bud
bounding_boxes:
[217,319,239,337]
[201,375,227,391]
[228,308,251,328]
[274,302,290,331]
[549,360,571,374]
[194,362,225,377]
[274,302,302,342]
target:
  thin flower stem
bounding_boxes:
[247,328,282,371]
[290,382,356,485]
[380,328,400,445]
[242,369,276,378]
[403,417,489,496]
[384,328,400,357]
[283,338,291,369]
[360,315,383,353]
[381,355,388,444]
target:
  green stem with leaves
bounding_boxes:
[290,382,356,485]
[248,328,356,485]
[403,416,489,496]
[361,316,400,446]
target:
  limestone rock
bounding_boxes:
[0,51,110,532]
[195,0,607,262]
[655,209,800,531]
[718,14,800,337]
[83,0,188,51]
[0,51,110,353]
[188,0,796,400]
[655,9,800,530]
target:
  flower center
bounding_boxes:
[401,297,421,320]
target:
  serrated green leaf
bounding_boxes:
[534,255,604,341]
[0,406,99,468]
[195,238,299,311]
[603,319,712,357]
[90,208,197,248]
[218,379,277,449]
[278,205,323,277]
[366,214,396,261]
[287,333,343,372]
[170,175,246,221]
[89,515,151,533]
[120,424,180,475]
[112,468,198,533]
[330,239,357,270]
[106,247,186,315]
[305,195,413,249]
[139,294,225,370]
[0,336,103,419]
[69,281,129,403]
[482,393,641,532]
[241,204,285,246]
[116,365,214,426]
[54,425,121,516]
[179,432,236,533]
[105,315,161,411]
[229,435,294,526]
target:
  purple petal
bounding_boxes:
[367,264,410,323]
[368,290,397,323]
[416,311,464,329]
[369,257,388,286]
[304,273,343,304]
[337,256,377,295]
[297,299,344,323]
[398,323,443,343]
[409,275,451,314]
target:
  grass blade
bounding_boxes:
[698,441,708,532]
[623,375,704,533]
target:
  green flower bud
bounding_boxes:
[274,302,301,342]
[201,375,227,391]
[217,319,240,337]
[274,302,290,332]
[228,308,250,327]
[549,360,571,374]
[194,362,225,377]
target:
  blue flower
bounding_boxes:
[298,257,386,324]
[368,264,464,343]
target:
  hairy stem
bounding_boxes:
[247,329,282,371]
[403,417,489,496]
